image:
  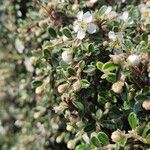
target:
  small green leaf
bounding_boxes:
[59,61,69,70]
[123,39,133,51]
[98,132,109,145]
[73,101,84,110]
[62,28,72,39]
[80,79,90,88]
[96,62,103,71]
[31,80,43,88]
[98,5,107,16]
[43,49,51,58]
[146,134,150,143]
[141,33,148,43]
[128,112,138,130]
[91,136,101,147]
[142,123,150,138]
[75,144,85,150]
[67,67,76,76]
[106,74,117,83]
[117,136,127,146]
[88,44,94,52]
[102,62,118,72]
[48,27,57,38]
[84,124,95,132]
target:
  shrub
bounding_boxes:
[0,0,150,149]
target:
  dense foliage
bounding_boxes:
[0,0,150,149]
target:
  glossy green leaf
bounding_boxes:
[96,62,103,71]
[128,112,138,130]
[31,80,43,88]
[98,5,107,16]
[43,49,51,58]
[48,27,57,38]
[80,79,90,88]
[67,67,76,76]
[91,136,101,147]
[102,62,118,72]
[62,28,72,39]
[123,39,133,51]
[73,101,84,110]
[97,132,109,145]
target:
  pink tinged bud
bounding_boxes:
[57,83,68,94]
[111,130,123,142]
[142,101,150,110]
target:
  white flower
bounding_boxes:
[120,11,129,21]
[119,11,133,24]
[108,31,117,41]
[138,4,150,21]
[62,50,73,64]
[105,6,112,15]
[15,38,24,53]
[24,57,34,72]
[127,54,140,66]
[73,11,98,39]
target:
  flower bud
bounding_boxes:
[38,19,49,28]
[142,101,150,110]
[57,83,68,94]
[110,54,124,64]
[103,41,109,47]
[105,102,111,109]
[111,130,123,142]
[72,80,81,92]
[66,124,73,131]
[127,54,140,66]
[56,135,63,143]
[72,4,79,11]
[112,81,124,94]
[62,50,73,64]
[67,140,76,149]
[35,86,43,94]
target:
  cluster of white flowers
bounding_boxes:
[73,11,98,40]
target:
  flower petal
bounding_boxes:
[108,31,117,41]
[105,6,112,15]
[77,11,83,21]
[73,20,79,32]
[122,11,129,21]
[87,23,97,34]
[83,11,92,23]
[77,30,86,39]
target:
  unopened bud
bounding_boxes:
[112,81,124,94]
[35,86,43,94]
[105,102,111,109]
[110,54,124,64]
[72,4,79,11]
[67,140,76,149]
[142,101,150,110]
[103,41,109,47]
[66,124,73,131]
[72,80,81,92]
[57,83,68,94]
[62,50,73,64]
[127,54,140,66]
[111,130,123,142]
